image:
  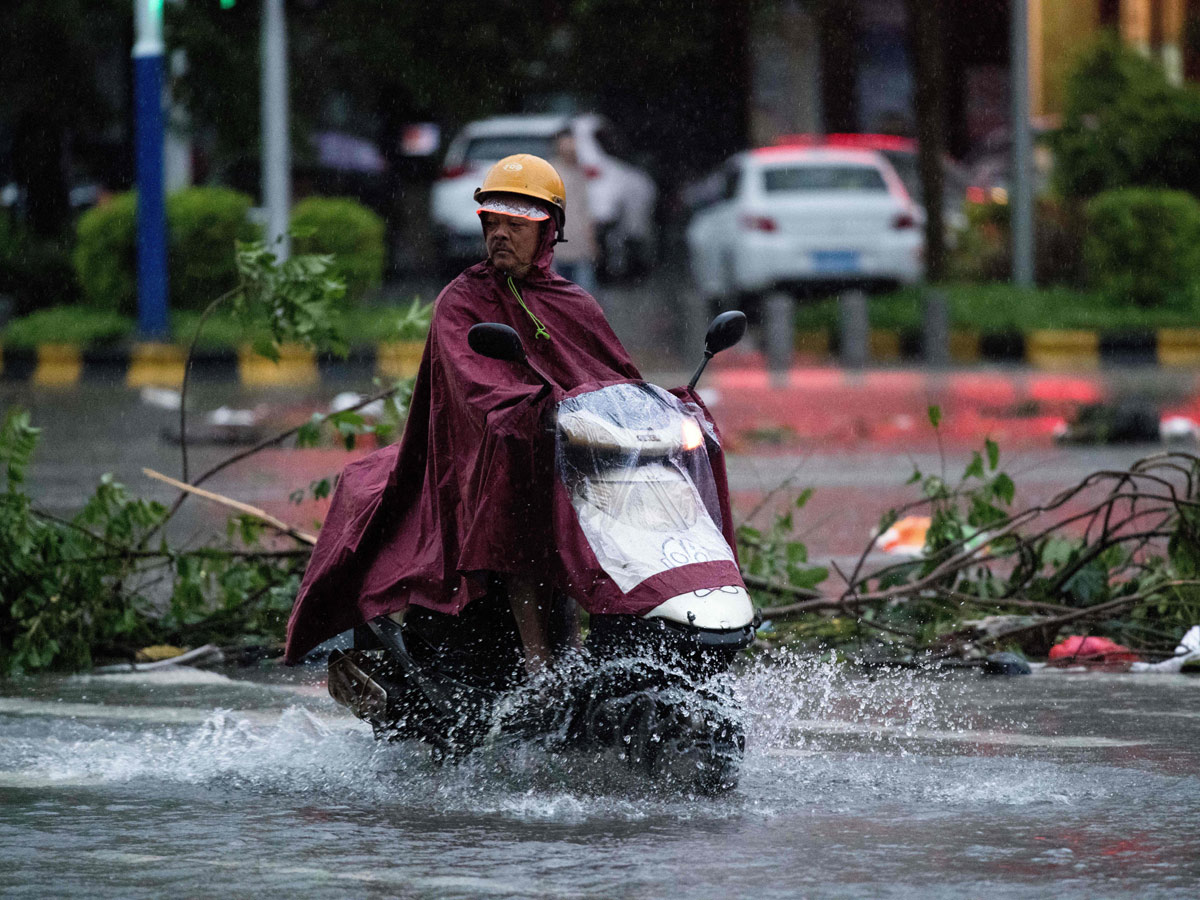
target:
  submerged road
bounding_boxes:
[3,367,1199,897]
[1,661,1197,898]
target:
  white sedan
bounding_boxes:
[431,113,657,278]
[686,147,923,305]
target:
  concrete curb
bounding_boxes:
[0,341,424,388]
[795,327,1200,369]
[3,329,1200,386]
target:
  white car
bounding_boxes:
[686,146,924,304]
[431,113,657,278]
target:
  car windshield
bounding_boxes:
[464,135,556,162]
[762,165,887,193]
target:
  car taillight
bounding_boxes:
[582,165,602,180]
[892,212,917,230]
[740,214,778,232]
[440,164,469,179]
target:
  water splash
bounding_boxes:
[5,656,1193,824]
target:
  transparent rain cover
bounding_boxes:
[555,383,733,594]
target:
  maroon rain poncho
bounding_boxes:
[284,226,740,663]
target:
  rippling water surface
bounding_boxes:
[2,657,1197,899]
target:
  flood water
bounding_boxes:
[2,660,1197,899]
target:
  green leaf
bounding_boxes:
[963,452,985,480]
[1064,565,1107,604]
[295,416,322,449]
[789,565,829,590]
[795,487,814,509]
[985,438,1000,471]
[992,472,1015,505]
[927,405,942,428]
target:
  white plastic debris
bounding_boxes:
[1159,415,1199,442]
[329,391,384,418]
[1130,625,1200,673]
[207,406,259,427]
[139,386,181,410]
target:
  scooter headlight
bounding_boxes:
[681,417,704,451]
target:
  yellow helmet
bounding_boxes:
[474,154,566,240]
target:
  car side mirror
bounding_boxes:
[468,323,526,363]
[704,311,747,356]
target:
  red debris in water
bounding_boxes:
[1048,635,1141,668]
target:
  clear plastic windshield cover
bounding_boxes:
[555,383,733,594]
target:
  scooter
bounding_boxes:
[327,312,755,792]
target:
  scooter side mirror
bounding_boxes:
[468,322,526,363]
[704,311,747,356]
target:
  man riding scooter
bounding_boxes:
[284,153,643,674]
[284,156,753,787]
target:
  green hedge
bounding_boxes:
[73,192,138,315]
[1054,37,1200,199]
[290,197,385,303]
[1084,188,1200,308]
[73,187,258,315]
[168,187,259,310]
[1,306,133,348]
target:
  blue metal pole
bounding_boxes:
[133,1,169,338]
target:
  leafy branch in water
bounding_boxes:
[742,409,1200,662]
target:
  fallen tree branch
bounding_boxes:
[141,383,400,548]
[143,468,317,546]
[971,579,1200,651]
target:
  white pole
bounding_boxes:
[261,0,291,260]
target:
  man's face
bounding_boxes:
[481,212,543,276]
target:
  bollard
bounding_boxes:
[922,287,950,367]
[838,289,869,369]
[764,291,795,387]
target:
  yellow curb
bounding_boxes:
[376,340,425,379]
[1157,328,1200,367]
[1026,330,1099,370]
[868,329,902,362]
[33,343,83,387]
[949,330,981,363]
[795,330,830,359]
[126,342,186,388]
[237,343,318,387]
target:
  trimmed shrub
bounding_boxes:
[290,197,385,303]
[73,192,137,314]
[1,306,133,348]
[73,187,257,315]
[167,186,259,310]
[1054,37,1200,198]
[1084,188,1200,307]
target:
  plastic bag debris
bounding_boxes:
[1048,635,1141,669]
[1131,625,1200,673]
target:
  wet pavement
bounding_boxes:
[3,366,1192,569]
[1,661,1197,898]
[4,339,1199,897]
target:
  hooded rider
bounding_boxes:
[284,154,642,675]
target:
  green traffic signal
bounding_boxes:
[220,0,236,8]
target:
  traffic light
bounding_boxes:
[220,0,236,8]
